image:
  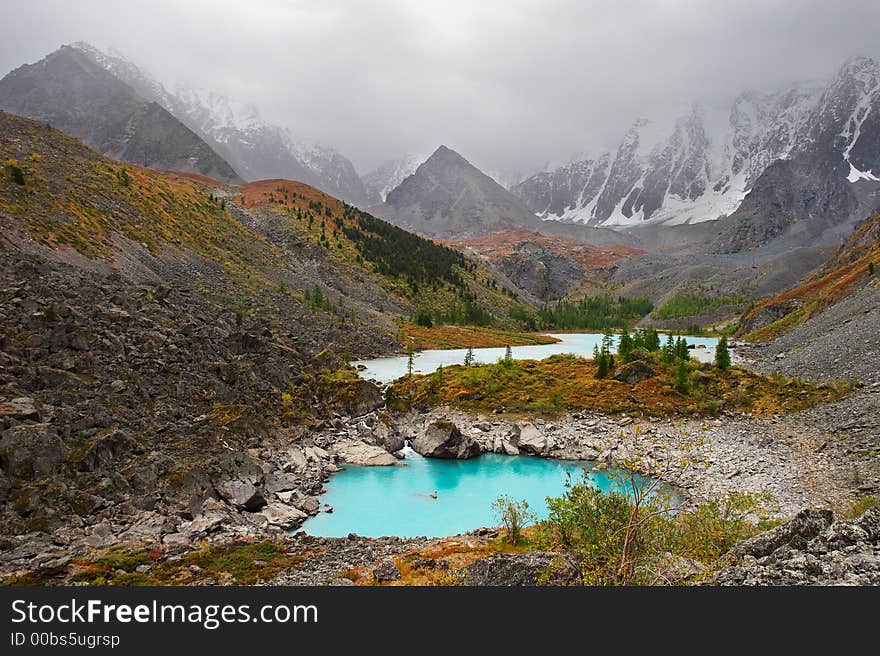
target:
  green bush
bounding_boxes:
[492,495,537,546]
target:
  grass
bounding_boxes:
[400,323,559,350]
[393,353,851,418]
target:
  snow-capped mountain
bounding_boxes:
[362,154,426,202]
[511,57,880,229]
[71,43,376,206]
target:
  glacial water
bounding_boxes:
[353,332,719,384]
[300,450,672,538]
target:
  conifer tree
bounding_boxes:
[674,359,690,394]
[715,336,731,370]
[662,333,676,364]
[618,331,633,363]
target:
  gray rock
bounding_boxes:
[460,552,578,586]
[412,421,481,459]
[0,397,39,420]
[0,423,68,478]
[331,440,398,466]
[210,452,267,511]
[511,422,552,455]
[373,561,401,583]
[260,503,307,529]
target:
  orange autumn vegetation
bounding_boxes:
[453,228,643,270]
[392,353,850,418]
[741,212,880,342]
[0,113,278,278]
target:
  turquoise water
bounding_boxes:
[300,450,664,538]
[353,332,719,384]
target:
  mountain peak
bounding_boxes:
[380,145,539,239]
[427,144,467,164]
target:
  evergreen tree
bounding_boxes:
[617,331,633,363]
[464,346,475,367]
[675,336,689,361]
[596,350,609,379]
[662,333,676,364]
[406,342,415,377]
[504,345,513,362]
[674,359,690,394]
[715,336,731,370]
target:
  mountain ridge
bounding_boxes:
[0,45,240,183]
[66,42,376,206]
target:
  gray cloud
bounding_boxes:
[2,0,880,174]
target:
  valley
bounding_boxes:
[1,42,879,589]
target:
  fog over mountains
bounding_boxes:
[1,42,878,251]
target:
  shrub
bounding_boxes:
[539,474,775,585]
[492,495,536,546]
[7,163,25,185]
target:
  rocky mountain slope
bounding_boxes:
[453,229,643,299]
[0,45,239,183]
[511,57,880,252]
[376,146,542,239]
[740,212,880,341]
[66,43,376,207]
[0,111,536,570]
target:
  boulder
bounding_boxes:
[0,397,39,420]
[0,423,68,478]
[74,429,140,472]
[373,561,401,583]
[412,421,481,459]
[613,360,655,384]
[260,503,308,529]
[293,496,321,515]
[730,508,833,559]
[511,422,551,455]
[210,451,267,511]
[460,552,578,586]
[331,440,399,466]
[369,422,405,453]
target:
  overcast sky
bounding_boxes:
[2,0,880,175]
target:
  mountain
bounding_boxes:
[714,57,880,253]
[453,228,643,299]
[740,212,880,340]
[0,109,543,553]
[735,211,880,389]
[0,45,239,182]
[363,154,426,202]
[377,145,542,239]
[512,57,880,249]
[67,42,375,206]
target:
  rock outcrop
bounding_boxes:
[411,421,481,459]
[460,552,579,586]
[331,440,399,466]
[712,507,880,585]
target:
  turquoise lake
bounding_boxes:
[300,450,662,538]
[353,332,719,384]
